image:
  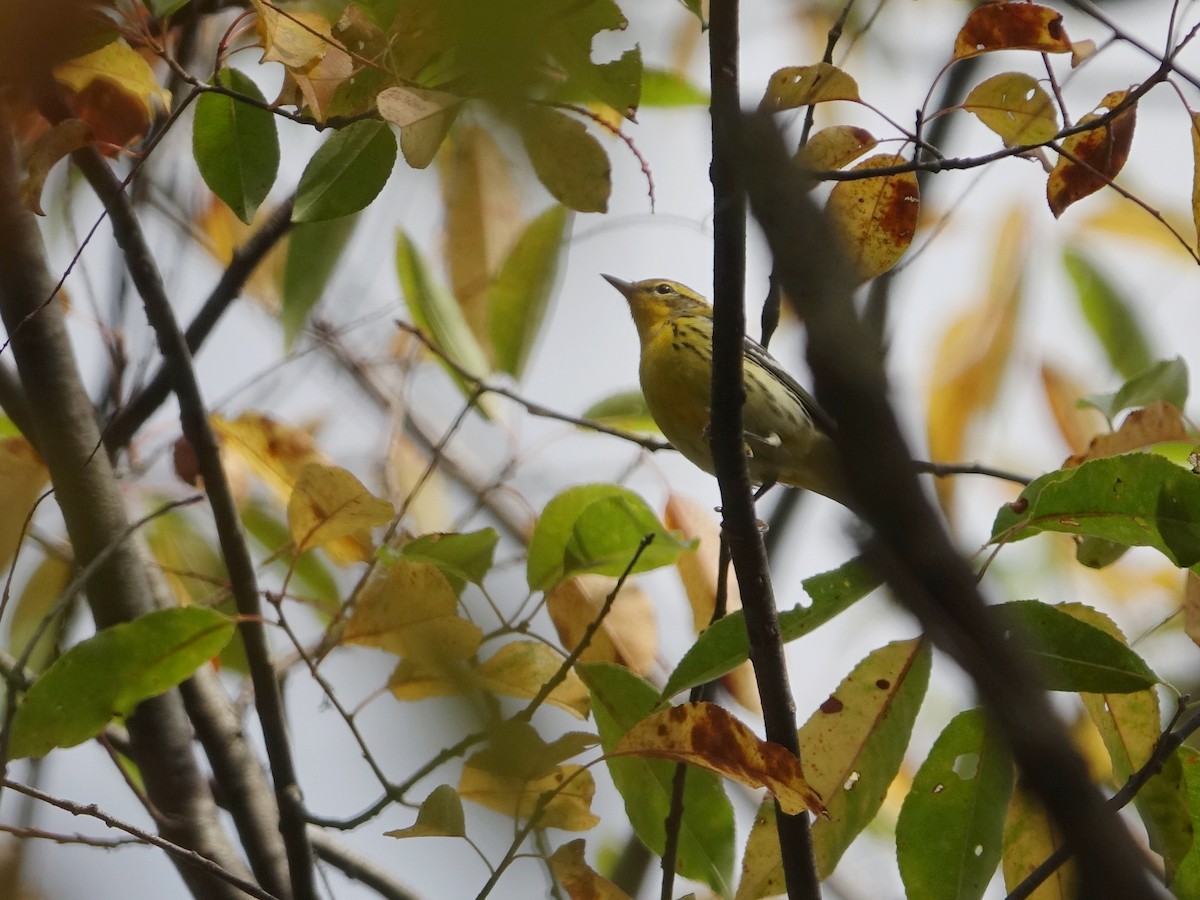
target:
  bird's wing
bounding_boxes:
[743,336,838,436]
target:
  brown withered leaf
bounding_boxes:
[548,840,632,900]
[1047,91,1137,218]
[612,702,825,816]
[826,153,919,282]
[1065,400,1187,467]
[953,3,1072,60]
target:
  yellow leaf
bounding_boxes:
[0,437,49,570]
[459,762,600,831]
[664,494,759,713]
[1075,195,1194,260]
[386,431,452,533]
[548,839,631,900]
[759,63,860,112]
[8,556,70,675]
[344,560,482,662]
[197,200,285,308]
[926,207,1024,514]
[212,412,327,500]
[1047,91,1137,218]
[613,702,825,816]
[53,39,171,149]
[826,153,919,282]
[252,0,332,69]
[735,801,785,900]
[1065,400,1186,468]
[964,72,1059,147]
[952,3,1073,60]
[546,575,657,677]
[385,784,465,839]
[399,105,459,169]
[19,118,92,215]
[793,125,878,184]
[387,656,467,701]
[473,640,590,719]
[377,86,462,129]
[287,462,394,562]
[1002,785,1077,897]
[439,126,522,343]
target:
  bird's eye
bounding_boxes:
[654,283,673,295]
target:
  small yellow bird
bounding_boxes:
[603,275,847,504]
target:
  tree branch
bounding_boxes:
[708,3,819,898]
[740,110,1162,899]
[0,109,249,900]
[35,86,318,899]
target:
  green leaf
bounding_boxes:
[663,556,880,697]
[518,108,610,213]
[581,390,660,434]
[192,68,279,223]
[807,638,931,877]
[547,0,641,118]
[9,607,235,759]
[527,484,694,591]
[641,69,709,106]
[281,213,358,350]
[147,0,192,15]
[1063,248,1152,381]
[488,205,570,378]
[578,663,734,895]
[387,528,499,594]
[294,120,397,223]
[1081,356,1188,421]
[395,230,496,413]
[992,453,1200,571]
[897,708,1013,900]
[386,784,466,839]
[1169,747,1200,897]
[991,600,1158,693]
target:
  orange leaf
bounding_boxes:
[953,3,1072,60]
[612,702,825,816]
[759,63,860,112]
[826,153,919,282]
[53,39,171,150]
[548,840,631,900]
[664,494,759,713]
[1040,363,1105,456]
[545,575,657,676]
[1047,91,1137,218]
[0,437,50,571]
[1065,400,1187,468]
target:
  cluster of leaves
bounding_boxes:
[7,1,1200,899]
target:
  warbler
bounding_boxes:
[603,275,847,504]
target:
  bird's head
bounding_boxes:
[602,275,711,341]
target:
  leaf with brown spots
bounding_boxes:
[953,3,1072,60]
[287,462,393,561]
[758,63,860,113]
[548,839,632,900]
[1047,91,1137,218]
[1065,400,1187,468]
[826,153,919,282]
[794,125,878,184]
[611,701,825,816]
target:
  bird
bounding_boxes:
[602,274,848,505]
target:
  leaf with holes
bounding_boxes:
[964,72,1058,147]
[952,3,1072,59]
[826,153,919,282]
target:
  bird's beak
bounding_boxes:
[601,273,635,299]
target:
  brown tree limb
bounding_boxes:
[33,86,318,899]
[0,110,250,900]
[708,3,819,899]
